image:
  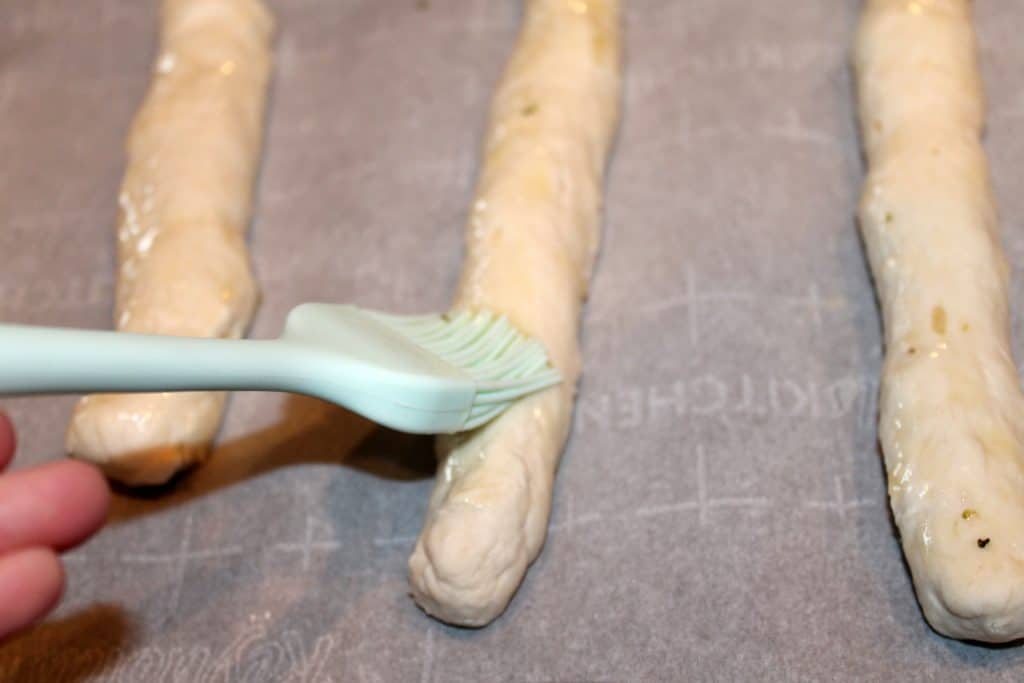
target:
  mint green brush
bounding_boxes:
[0,304,561,434]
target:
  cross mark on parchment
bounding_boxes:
[120,514,242,616]
[274,514,343,572]
[803,475,875,520]
[639,265,750,346]
[635,444,771,524]
[636,264,845,344]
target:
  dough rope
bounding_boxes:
[66,0,274,485]
[856,0,1024,642]
[408,0,621,626]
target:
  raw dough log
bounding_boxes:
[408,0,621,626]
[66,0,273,485]
[856,0,1024,642]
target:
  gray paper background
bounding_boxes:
[1,0,1024,681]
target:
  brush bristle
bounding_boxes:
[374,310,561,428]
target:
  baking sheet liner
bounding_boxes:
[2,1,1024,680]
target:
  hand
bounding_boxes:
[0,412,109,641]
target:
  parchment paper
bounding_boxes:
[2,1,1024,680]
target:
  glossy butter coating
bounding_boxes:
[66,0,273,485]
[408,0,621,626]
[856,0,1024,642]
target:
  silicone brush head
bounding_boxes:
[370,309,561,429]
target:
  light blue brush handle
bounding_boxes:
[0,305,557,435]
[0,324,297,395]
[0,313,482,435]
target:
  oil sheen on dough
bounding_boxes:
[66,0,273,485]
[408,0,621,626]
[856,0,1024,642]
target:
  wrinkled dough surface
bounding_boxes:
[66,0,273,486]
[408,0,621,626]
[856,0,1024,642]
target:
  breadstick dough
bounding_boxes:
[856,0,1024,642]
[66,0,273,485]
[408,0,621,626]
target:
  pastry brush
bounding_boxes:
[0,304,560,433]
